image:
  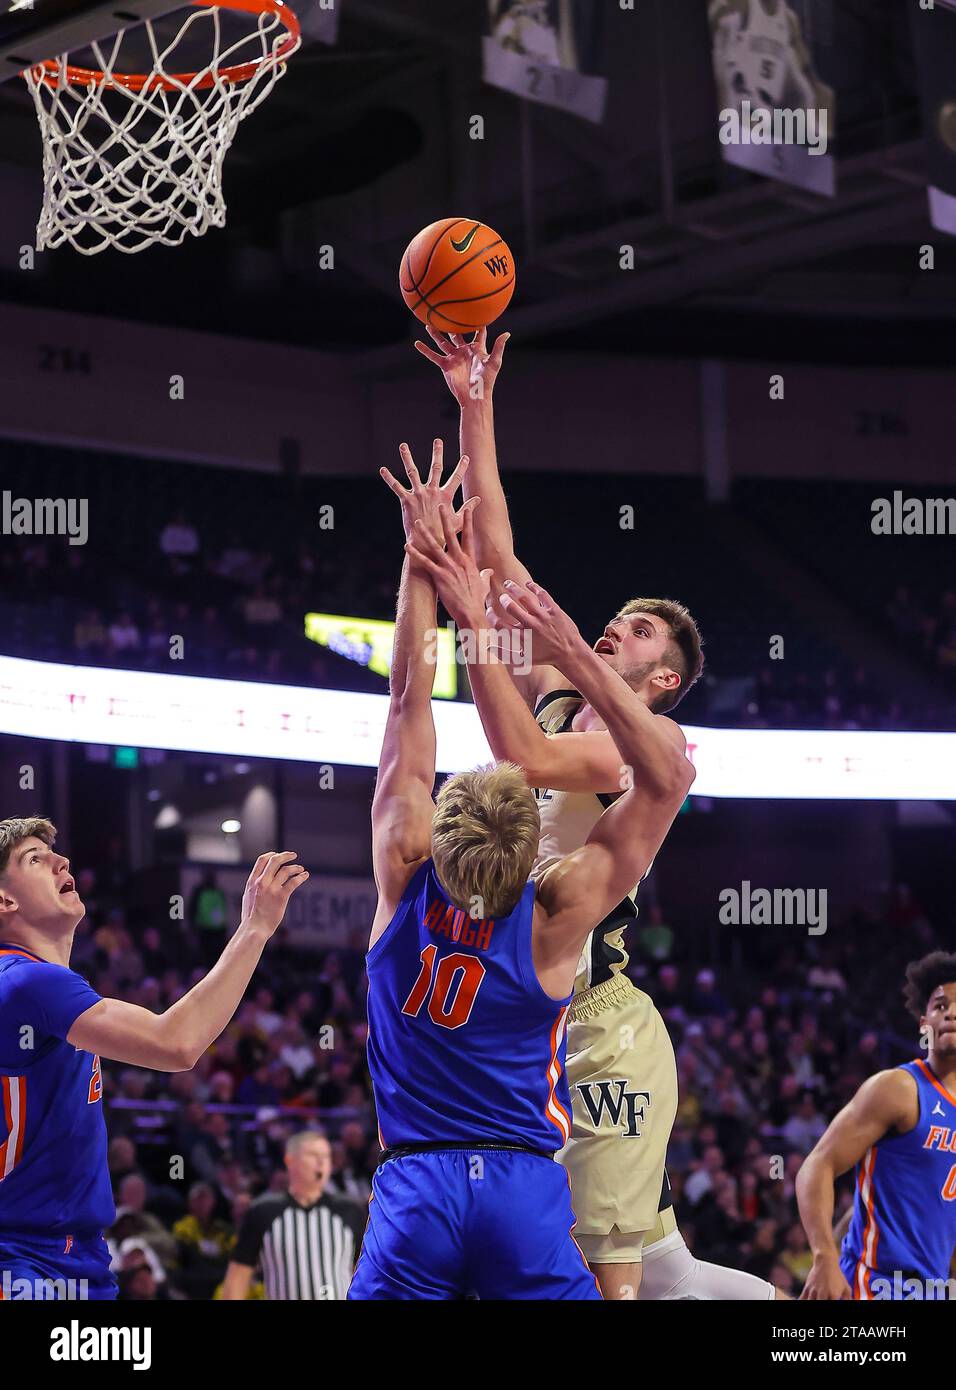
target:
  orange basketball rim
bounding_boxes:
[29,0,301,92]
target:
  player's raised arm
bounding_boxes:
[407,512,629,794]
[795,1069,917,1300]
[67,851,308,1070]
[494,574,693,806]
[519,587,693,924]
[372,441,476,924]
[414,327,561,704]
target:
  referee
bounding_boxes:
[221,1131,365,1300]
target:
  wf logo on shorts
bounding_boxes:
[575,1080,650,1137]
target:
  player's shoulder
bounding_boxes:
[856,1066,919,1122]
[532,682,580,722]
[656,713,688,753]
[246,1190,291,1216]
[1,955,94,998]
[0,953,58,997]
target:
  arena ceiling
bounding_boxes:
[0,0,952,367]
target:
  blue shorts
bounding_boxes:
[0,1231,117,1301]
[348,1149,602,1301]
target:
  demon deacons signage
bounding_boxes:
[482,0,608,124]
[709,0,837,196]
[910,1,956,235]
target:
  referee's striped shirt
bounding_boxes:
[231,1191,365,1300]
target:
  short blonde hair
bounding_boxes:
[0,817,57,876]
[431,763,539,921]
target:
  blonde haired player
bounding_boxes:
[415,327,783,1301]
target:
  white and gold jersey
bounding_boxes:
[530,688,639,997]
[716,0,792,109]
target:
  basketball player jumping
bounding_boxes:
[797,950,956,1301]
[348,442,690,1299]
[0,823,307,1300]
[415,326,783,1302]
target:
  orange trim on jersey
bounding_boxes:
[853,1146,879,1300]
[0,947,42,962]
[544,1007,572,1145]
[0,1075,26,1181]
[913,1058,956,1110]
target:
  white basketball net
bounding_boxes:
[22,4,300,255]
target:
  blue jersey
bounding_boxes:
[0,944,113,1237]
[366,861,573,1153]
[841,1059,956,1298]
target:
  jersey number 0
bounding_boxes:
[401,945,486,1030]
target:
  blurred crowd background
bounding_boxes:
[2,447,955,735]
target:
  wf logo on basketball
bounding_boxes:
[484,254,510,277]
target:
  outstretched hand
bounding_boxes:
[405,502,492,629]
[491,578,589,670]
[380,439,475,545]
[241,852,309,938]
[413,325,510,408]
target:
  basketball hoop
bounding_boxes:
[21,0,301,255]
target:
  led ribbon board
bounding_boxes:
[0,655,954,799]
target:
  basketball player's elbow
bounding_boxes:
[647,751,695,807]
[154,1021,201,1072]
[160,1042,200,1073]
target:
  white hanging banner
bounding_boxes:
[710,0,837,196]
[482,0,608,124]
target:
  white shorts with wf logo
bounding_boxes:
[558,974,677,1264]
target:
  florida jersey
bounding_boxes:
[0,944,113,1237]
[366,860,572,1153]
[841,1059,956,1298]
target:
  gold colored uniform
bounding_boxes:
[533,689,677,1264]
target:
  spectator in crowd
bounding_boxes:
[74,608,108,658]
[159,511,200,565]
[110,1174,179,1269]
[188,869,230,967]
[781,1093,827,1155]
[108,612,143,655]
[173,1183,234,1299]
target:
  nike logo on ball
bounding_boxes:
[451,223,481,253]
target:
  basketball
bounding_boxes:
[399,217,516,333]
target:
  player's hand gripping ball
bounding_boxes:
[400,218,515,333]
